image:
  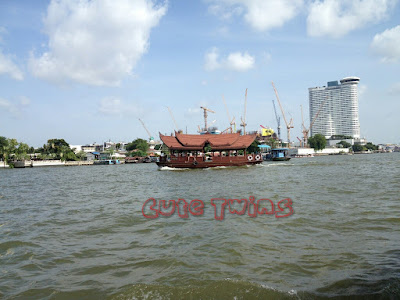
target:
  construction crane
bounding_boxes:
[297,136,303,147]
[138,118,154,141]
[167,107,179,131]
[240,88,248,135]
[200,106,215,132]
[271,81,294,146]
[222,95,236,133]
[272,99,281,139]
[301,99,326,146]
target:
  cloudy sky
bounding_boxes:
[0,0,399,147]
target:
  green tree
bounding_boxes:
[352,144,365,152]
[130,150,148,157]
[337,140,351,148]
[14,142,30,160]
[266,137,278,149]
[365,142,378,151]
[75,151,87,161]
[41,138,77,161]
[247,140,260,153]
[308,134,327,151]
[126,138,149,152]
[0,136,9,166]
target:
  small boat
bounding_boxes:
[271,148,291,161]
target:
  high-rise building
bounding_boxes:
[309,77,360,139]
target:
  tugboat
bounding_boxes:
[157,132,262,168]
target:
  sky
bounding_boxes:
[0,0,399,147]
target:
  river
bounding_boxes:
[1,153,399,299]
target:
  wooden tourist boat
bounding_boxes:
[157,132,263,168]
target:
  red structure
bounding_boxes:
[157,132,262,168]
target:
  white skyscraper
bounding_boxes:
[309,77,361,139]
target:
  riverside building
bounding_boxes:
[309,77,361,139]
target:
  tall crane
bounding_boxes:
[271,81,294,146]
[200,106,215,132]
[138,118,154,141]
[301,99,326,146]
[240,88,248,135]
[222,95,236,133]
[167,106,179,131]
[272,99,281,139]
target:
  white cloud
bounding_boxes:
[225,52,255,71]
[0,28,23,80]
[29,0,167,86]
[207,0,303,31]
[204,47,255,72]
[307,0,396,38]
[358,84,367,99]
[204,47,221,71]
[0,97,31,118]
[0,98,17,115]
[371,25,400,63]
[98,97,141,117]
[389,82,400,94]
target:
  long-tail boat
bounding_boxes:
[157,132,262,168]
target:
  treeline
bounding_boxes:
[352,142,378,152]
[0,137,85,164]
[0,136,161,165]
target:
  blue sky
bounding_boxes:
[0,0,399,147]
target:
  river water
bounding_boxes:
[0,153,399,299]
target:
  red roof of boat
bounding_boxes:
[159,132,256,150]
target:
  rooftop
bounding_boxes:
[159,132,256,151]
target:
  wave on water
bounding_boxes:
[158,166,192,171]
[264,162,294,167]
[109,279,298,300]
[108,276,400,300]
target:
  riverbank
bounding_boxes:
[0,159,128,168]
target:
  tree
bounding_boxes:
[352,144,365,152]
[0,136,9,166]
[308,134,327,151]
[337,140,351,148]
[130,150,147,157]
[41,138,77,161]
[266,137,278,149]
[247,140,260,153]
[126,138,149,152]
[14,142,30,160]
[365,142,378,151]
[75,151,87,161]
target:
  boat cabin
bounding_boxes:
[271,148,291,161]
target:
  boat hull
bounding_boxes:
[272,157,291,161]
[157,160,262,169]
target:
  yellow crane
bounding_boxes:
[222,94,236,133]
[167,107,179,131]
[200,106,215,132]
[138,118,154,141]
[301,99,326,146]
[271,82,294,146]
[240,88,248,135]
